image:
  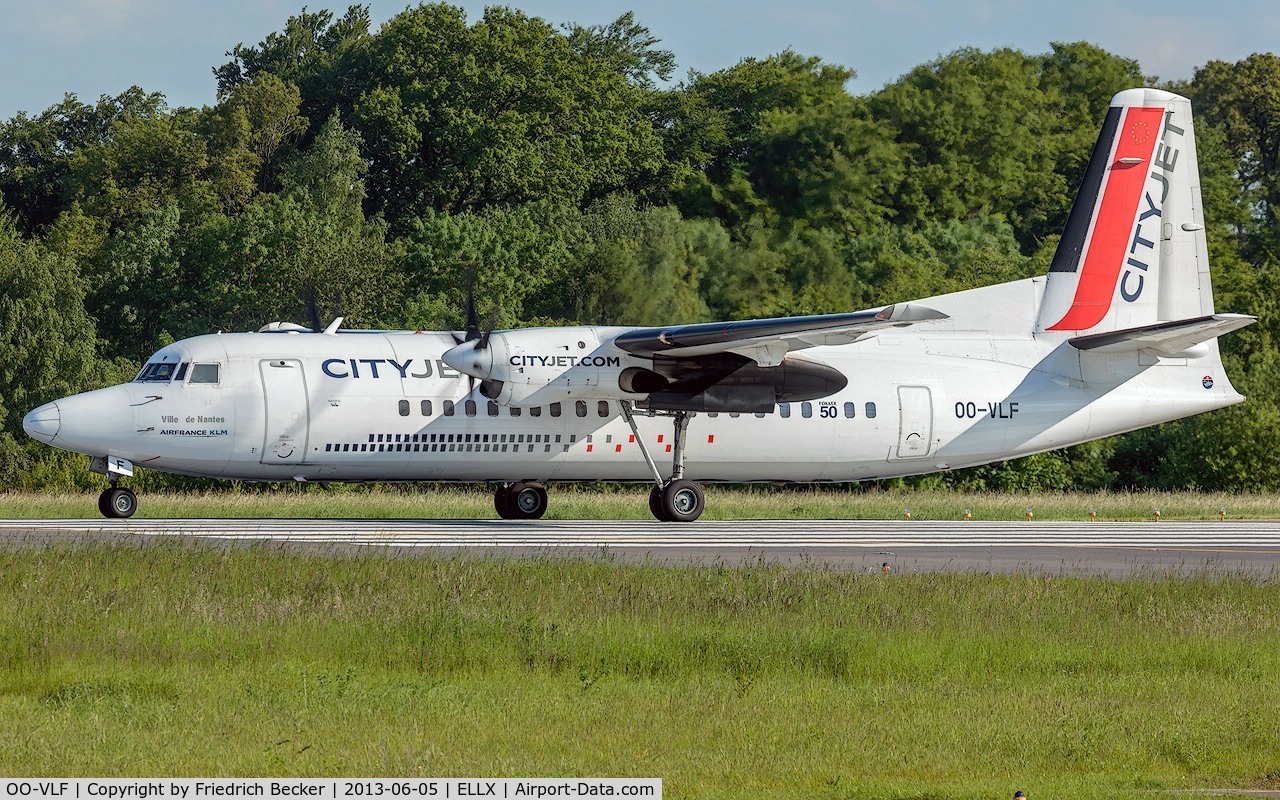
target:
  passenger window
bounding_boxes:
[550,403,562,418]
[865,402,877,418]
[598,401,610,417]
[443,400,455,417]
[465,400,477,417]
[190,363,220,384]
[421,400,432,416]
[707,412,719,418]
[398,400,410,416]
[801,402,813,418]
[487,401,499,417]
[575,400,587,417]
[510,406,521,417]
[844,402,855,418]
[780,403,791,419]
[754,412,765,418]
[530,406,542,417]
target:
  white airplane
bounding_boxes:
[22,88,1256,522]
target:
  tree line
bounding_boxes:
[2,4,1279,491]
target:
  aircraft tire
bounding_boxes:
[493,483,513,519]
[648,486,669,522]
[660,480,704,523]
[507,482,548,520]
[103,487,138,519]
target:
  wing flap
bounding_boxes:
[1067,313,1255,355]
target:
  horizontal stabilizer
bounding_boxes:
[1067,313,1255,355]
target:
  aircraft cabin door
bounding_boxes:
[895,385,933,459]
[260,359,309,464]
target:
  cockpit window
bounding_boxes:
[135,362,179,382]
[190,363,221,384]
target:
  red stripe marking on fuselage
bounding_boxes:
[1047,106,1165,331]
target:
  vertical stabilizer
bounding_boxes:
[1038,88,1212,333]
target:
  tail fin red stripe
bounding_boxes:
[1046,106,1165,331]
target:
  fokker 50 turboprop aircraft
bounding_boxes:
[22,88,1256,521]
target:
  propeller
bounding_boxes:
[303,282,344,334]
[304,284,323,333]
[446,280,501,397]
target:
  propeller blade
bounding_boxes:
[304,285,323,333]
[464,287,481,342]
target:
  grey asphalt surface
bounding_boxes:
[4,518,1280,577]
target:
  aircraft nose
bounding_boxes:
[23,402,61,443]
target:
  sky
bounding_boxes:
[2,0,1279,120]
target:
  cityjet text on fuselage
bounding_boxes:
[320,358,461,380]
[509,354,621,368]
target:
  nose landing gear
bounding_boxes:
[90,456,138,518]
[98,482,138,519]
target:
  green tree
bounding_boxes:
[400,200,587,329]
[1189,53,1280,255]
[564,11,675,88]
[870,43,1147,250]
[567,195,711,325]
[675,51,902,235]
[0,212,99,484]
[0,213,97,431]
[345,4,668,228]
[215,5,372,125]
[84,202,186,363]
[184,116,401,333]
[0,88,168,233]
[67,109,218,230]
[202,73,310,203]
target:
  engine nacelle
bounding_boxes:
[442,327,848,412]
[638,353,848,413]
[442,326,645,407]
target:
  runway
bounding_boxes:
[4,518,1280,577]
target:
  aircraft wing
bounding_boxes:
[612,303,948,366]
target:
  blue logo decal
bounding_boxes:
[1202,376,1214,389]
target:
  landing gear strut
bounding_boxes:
[621,402,706,522]
[98,480,138,519]
[493,481,548,520]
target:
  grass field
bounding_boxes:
[2,544,1279,798]
[0,485,1273,521]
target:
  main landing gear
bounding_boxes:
[493,481,549,520]
[98,480,138,519]
[622,402,706,523]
